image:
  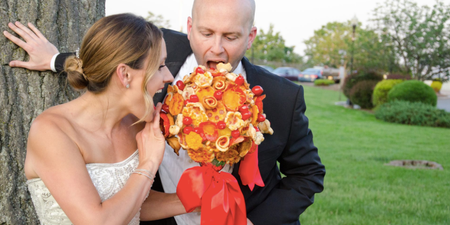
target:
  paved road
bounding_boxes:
[437,96,450,112]
[437,88,450,112]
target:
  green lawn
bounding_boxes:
[298,84,450,225]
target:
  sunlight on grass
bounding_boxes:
[299,85,450,225]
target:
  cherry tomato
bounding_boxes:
[183,126,193,134]
[196,67,205,74]
[161,104,170,113]
[257,114,266,122]
[239,105,249,113]
[194,127,203,134]
[183,117,192,125]
[217,121,226,129]
[235,75,245,86]
[189,95,199,102]
[231,130,240,138]
[252,85,264,96]
[176,80,185,91]
[241,111,252,120]
[214,91,223,100]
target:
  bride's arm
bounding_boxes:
[140,191,188,221]
[26,112,163,225]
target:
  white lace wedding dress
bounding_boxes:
[27,150,141,225]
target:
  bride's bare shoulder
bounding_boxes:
[32,105,72,128]
[27,104,77,147]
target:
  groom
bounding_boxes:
[4,0,325,224]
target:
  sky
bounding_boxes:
[106,0,446,56]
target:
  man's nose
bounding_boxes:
[211,36,224,55]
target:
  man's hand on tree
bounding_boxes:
[3,22,59,71]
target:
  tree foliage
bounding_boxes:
[304,21,397,73]
[372,0,450,81]
[246,24,302,63]
[145,11,171,28]
[304,22,350,68]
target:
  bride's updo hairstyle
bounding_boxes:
[65,13,162,120]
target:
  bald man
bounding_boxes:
[4,0,325,224]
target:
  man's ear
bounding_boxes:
[187,17,193,41]
[247,26,257,50]
[116,63,130,88]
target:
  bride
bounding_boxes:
[23,13,188,224]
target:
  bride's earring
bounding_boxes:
[125,73,130,89]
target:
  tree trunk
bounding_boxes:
[0,1,105,224]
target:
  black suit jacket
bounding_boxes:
[55,28,325,225]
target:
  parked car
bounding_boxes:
[273,67,301,81]
[298,68,323,82]
[258,65,274,72]
[314,66,341,83]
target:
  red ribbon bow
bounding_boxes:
[177,164,247,225]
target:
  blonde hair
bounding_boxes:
[65,13,163,121]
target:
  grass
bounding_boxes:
[297,85,450,225]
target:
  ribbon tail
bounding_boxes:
[222,173,247,225]
[202,177,227,225]
[239,145,265,191]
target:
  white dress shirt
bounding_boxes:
[159,53,247,225]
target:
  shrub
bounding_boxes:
[375,100,450,128]
[386,74,412,80]
[349,80,379,109]
[430,80,443,93]
[387,80,437,106]
[314,79,335,86]
[342,73,359,98]
[372,79,404,108]
[342,71,383,98]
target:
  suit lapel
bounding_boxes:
[242,57,262,89]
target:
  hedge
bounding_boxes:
[387,80,437,106]
[349,80,379,109]
[343,71,383,98]
[372,79,404,108]
[314,79,335,86]
[375,100,450,128]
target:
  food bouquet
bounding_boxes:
[160,63,273,225]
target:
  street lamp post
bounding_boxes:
[350,16,358,76]
[338,49,346,101]
[347,16,358,107]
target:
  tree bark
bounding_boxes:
[0,0,105,224]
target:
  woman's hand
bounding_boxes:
[136,103,165,172]
[3,22,59,71]
[247,218,254,225]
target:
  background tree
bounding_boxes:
[304,21,398,73]
[0,1,105,224]
[145,11,171,28]
[372,0,450,81]
[304,22,350,68]
[246,24,303,65]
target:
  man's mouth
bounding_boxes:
[207,61,226,70]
